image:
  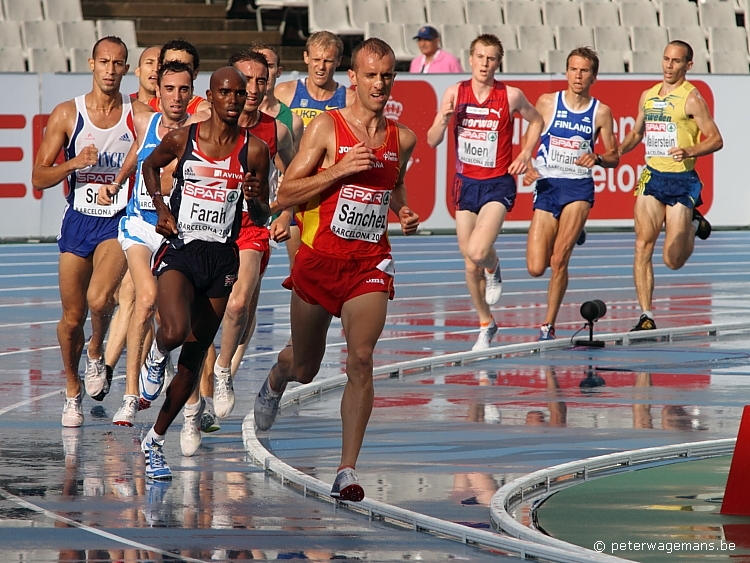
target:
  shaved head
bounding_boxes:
[210,65,246,90]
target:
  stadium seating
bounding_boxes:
[544,2,581,27]
[711,50,750,73]
[545,49,568,73]
[466,0,502,26]
[3,0,44,22]
[440,24,479,56]
[556,25,594,52]
[22,21,60,51]
[426,0,466,26]
[660,1,700,28]
[620,2,658,28]
[699,2,738,30]
[630,50,663,73]
[708,26,749,54]
[504,1,543,26]
[580,3,620,28]
[28,46,67,72]
[365,22,412,61]
[631,26,669,52]
[517,25,556,55]
[387,0,426,25]
[0,47,26,71]
[503,49,542,72]
[479,24,517,50]
[593,26,631,52]
[402,23,425,57]
[69,47,90,72]
[308,0,360,34]
[0,21,22,48]
[96,20,138,48]
[349,0,388,33]
[597,50,627,73]
[43,0,82,22]
[59,20,96,52]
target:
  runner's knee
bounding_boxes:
[347,346,374,379]
[550,251,571,274]
[86,290,114,318]
[292,364,320,385]
[159,322,190,351]
[59,309,86,334]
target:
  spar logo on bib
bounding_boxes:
[227,190,239,203]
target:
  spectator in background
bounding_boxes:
[409,26,463,73]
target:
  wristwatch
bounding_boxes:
[595,154,603,166]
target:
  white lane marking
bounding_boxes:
[0,285,58,292]
[0,488,209,563]
[0,300,60,308]
[0,273,57,279]
[0,388,63,416]
[0,345,60,357]
[0,261,57,267]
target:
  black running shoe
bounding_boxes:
[630,314,657,332]
[576,229,587,246]
[693,207,711,240]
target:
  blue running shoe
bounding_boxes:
[538,324,556,341]
[141,436,172,480]
[140,341,169,402]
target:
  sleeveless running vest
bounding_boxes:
[169,122,249,246]
[148,95,205,115]
[65,94,135,217]
[126,112,171,225]
[643,81,700,173]
[276,102,294,136]
[289,79,348,128]
[243,112,278,227]
[453,80,513,180]
[299,110,400,260]
[536,91,600,179]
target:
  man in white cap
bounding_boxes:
[409,25,463,73]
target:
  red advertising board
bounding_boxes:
[438,79,714,220]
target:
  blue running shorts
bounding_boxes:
[533,177,595,219]
[452,173,516,214]
[635,166,703,208]
[57,206,124,258]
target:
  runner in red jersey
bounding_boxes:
[253,38,419,502]
[185,51,297,454]
[427,34,543,351]
[147,39,210,115]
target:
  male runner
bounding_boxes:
[275,31,356,268]
[427,34,543,351]
[130,46,161,104]
[101,61,207,427]
[148,39,211,115]
[250,41,304,149]
[139,66,270,479]
[32,36,152,427]
[180,50,295,456]
[618,41,721,331]
[253,38,419,502]
[525,47,619,341]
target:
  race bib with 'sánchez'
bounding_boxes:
[645,122,678,157]
[457,127,498,168]
[331,184,391,243]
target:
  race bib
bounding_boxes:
[545,135,590,175]
[457,127,498,168]
[331,184,391,243]
[645,122,678,157]
[177,181,239,242]
[72,168,127,217]
[136,173,170,212]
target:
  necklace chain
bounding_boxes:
[161,113,189,131]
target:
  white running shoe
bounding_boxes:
[330,467,365,502]
[472,320,498,352]
[180,399,204,457]
[140,341,169,402]
[253,369,287,431]
[61,393,84,428]
[84,355,109,401]
[213,368,235,419]
[484,261,503,305]
[113,395,139,427]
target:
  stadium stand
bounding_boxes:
[426,0,466,26]
[466,0,503,26]
[543,2,581,27]
[3,0,44,22]
[556,25,594,52]
[28,47,67,72]
[504,49,542,73]
[0,46,25,71]
[365,22,412,61]
[349,0,388,33]
[43,0,83,22]
[711,50,750,73]
[504,1,543,26]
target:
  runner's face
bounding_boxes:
[349,51,395,113]
[90,41,129,94]
[207,73,247,124]
[257,49,281,89]
[566,55,595,94]
[158,70,193,122]
[304,45,340,88]
[662,44,692,84]
[163,49,197,77]
[233,60,268,113]
[135,47,160,95]
[470,43,500,81]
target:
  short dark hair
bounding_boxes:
[249,41,280,66]
[351,38,395,71]
[227,49,270,79]
[159,39,200,71]
[469,34,504,61]
[157,60,194,86]
[92,36,128,62]
[567,46,599,76]
[138,45,161,66]
[668,40,693,63]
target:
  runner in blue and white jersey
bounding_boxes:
[102,61,208,427]
[525,47,619,341]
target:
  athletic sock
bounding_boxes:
[214,360,231,377]
[183,400,201,416]
[145,427,165,444]
[480,319,495,328]
[642,310,654,320]
[485,258,499,274]
[337,464,355,472]
[203,396,214,412]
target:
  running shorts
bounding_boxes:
[118,214,164,253]
[152,239,239,298]
[57,206,124,258]
[282,245,395,318]
[533,177,595,219]
[452,172,516,214]
[635,166,703,208]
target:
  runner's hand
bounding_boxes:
[508,154,529,176]
[269,211,292,243]
[575,153,597,169]
[155,206,178,237]
[440,93,455,123]
[398,206,419,235]
[73,144,98,170]
[242,172,261,200]
[523,165,540,186]
[338,142,375,176]
[96,183,118,205]
[667,147,689,162]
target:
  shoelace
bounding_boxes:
[215,375,231,401]
[147,441,166,469]
[63,397,79,411]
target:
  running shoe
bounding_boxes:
[253,369,287,431]
[484,262,503,305]
[138,397,151,411]
[631,314,657,331]
[693,208,711,240]
[330,467,365,502]
[84,354,110,401]
[576,229,587,246]
[61,393,84,428]
[140,341,169,402]
[113,395,138,427]
[142,436,172,480]
[200,399,221,433]
[180,399,204,457]
[472,320,498,351]
[538,323,556,341]
[213,368,235,419]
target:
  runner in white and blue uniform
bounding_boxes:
[105,61,208,428]
[525,47,619,341]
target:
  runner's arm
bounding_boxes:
[276,120,296,172]
[274,80,295,107]
[578,103,619,169]
[508,86,544,175]
[291,112,304,151]
[673,89,723,159]
[617,89,648,156]
[244,136,272,226]
[277,113,375,208]
[427,84,458,148]
[97,111,151,204]
[32,101,94,190]
[142,127,188,236]
[390,125,419,235]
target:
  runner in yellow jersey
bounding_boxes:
[618,41,723,332]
